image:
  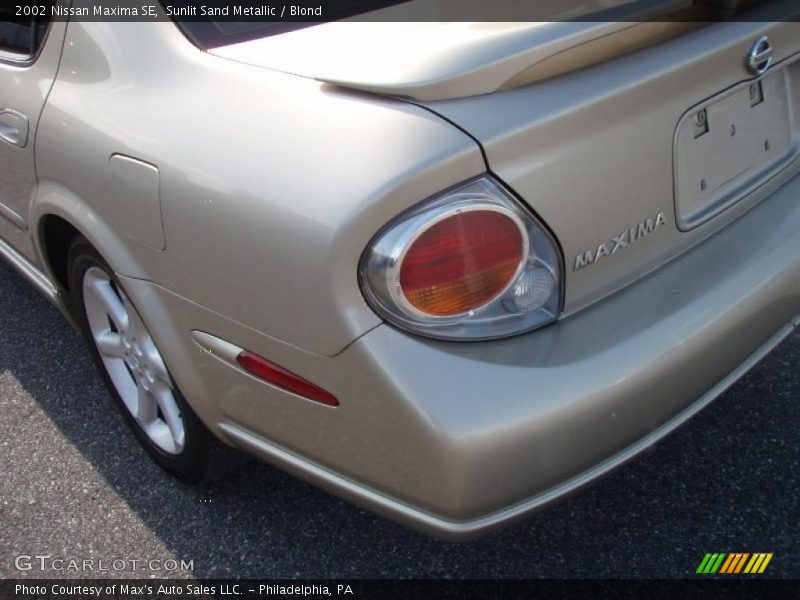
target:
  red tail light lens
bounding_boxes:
[236,351,339,407]
[399,210,524,316]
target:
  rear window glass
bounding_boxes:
[0,3,51,58]
[0,21,32,55]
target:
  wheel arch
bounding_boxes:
[39,214,80,295]
[33,181,146,298]
[31,183,233,451]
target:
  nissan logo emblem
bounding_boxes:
[746,36,773,76]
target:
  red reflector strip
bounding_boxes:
[236,351,339,407]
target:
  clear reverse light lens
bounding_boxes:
[508,262,557,313]
[359,176,563,341]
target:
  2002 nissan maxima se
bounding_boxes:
[1,1,798,538]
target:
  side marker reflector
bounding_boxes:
[236,350,339,407]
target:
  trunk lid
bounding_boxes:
[422,19,800,316]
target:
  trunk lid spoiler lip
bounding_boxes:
[208,0,798,101]
[208,0,695,102]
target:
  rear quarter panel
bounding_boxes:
[33,18,484,356]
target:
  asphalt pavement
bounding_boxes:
[1,258,797,579]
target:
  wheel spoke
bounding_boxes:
[136,385,158,425]
[95,330,125,359]
[144,346,170,384]
[87,277,129,333]
[122,296,143,339]
[152,383,184,448]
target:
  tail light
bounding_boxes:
[359,176,562,341]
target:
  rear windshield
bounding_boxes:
[169,1,409,49]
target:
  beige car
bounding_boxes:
[1,1,799,539]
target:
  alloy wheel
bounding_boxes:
[81,267,185,454]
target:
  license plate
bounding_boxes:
[674,67,794,230]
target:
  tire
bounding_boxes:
[67,236,241,482]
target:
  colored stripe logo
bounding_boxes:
[696,552,773,574]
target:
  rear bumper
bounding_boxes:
[123,171,800,540]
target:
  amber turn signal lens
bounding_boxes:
[399,210,524,316]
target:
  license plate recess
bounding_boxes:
[674,68,795,230]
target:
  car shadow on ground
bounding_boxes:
[0,259,797,578]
